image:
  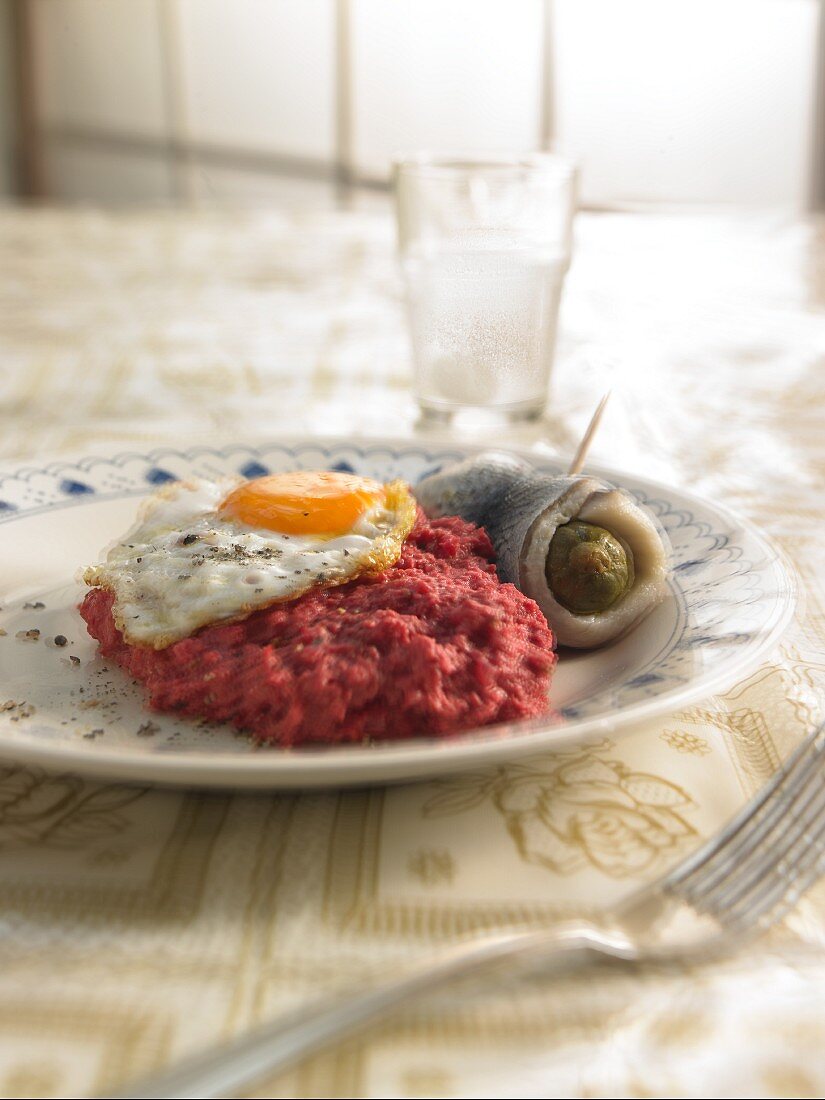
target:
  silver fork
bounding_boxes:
[104,722,825,1100]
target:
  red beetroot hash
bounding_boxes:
[79,513,557,746]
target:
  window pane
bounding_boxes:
[43,143,173,203]
[32,0,167,137]
[551,0,819,208]
[176,0,336,161]
[352,0,544,180]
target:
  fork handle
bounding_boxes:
[101,923,636,1100]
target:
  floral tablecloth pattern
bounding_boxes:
[0,205,823,1099]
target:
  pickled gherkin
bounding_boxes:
[546,521,634,614]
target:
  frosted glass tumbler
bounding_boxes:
[394,154,577,424]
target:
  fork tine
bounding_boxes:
[664,722,825,898]
[704,769,825,916]
[743,843,825,932]
[681,737,825,908]
[713,787,825,928]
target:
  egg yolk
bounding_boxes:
[220,471,386,536]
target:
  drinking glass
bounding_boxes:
[393,153,577,425]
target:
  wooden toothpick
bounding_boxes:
[567,392,611,476]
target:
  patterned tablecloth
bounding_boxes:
[0,203,824,1099]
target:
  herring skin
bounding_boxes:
[415,453,605,588]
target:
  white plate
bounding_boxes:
[0,438,795,789]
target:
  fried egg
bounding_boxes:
[83,471,417,648]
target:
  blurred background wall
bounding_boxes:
[3,0,824,211]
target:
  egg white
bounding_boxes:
[83,476,416,648]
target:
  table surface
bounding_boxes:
[0,203,824,1099]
